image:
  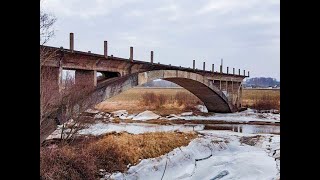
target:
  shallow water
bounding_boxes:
[204,124,280,134]
[78,122,279,136]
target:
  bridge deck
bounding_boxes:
[40,45,249,79]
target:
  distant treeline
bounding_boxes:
[245,77,280,88]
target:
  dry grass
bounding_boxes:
[242,89,280,110]
[96,88,280,114]
[40,131,197,180]
[96,88,203,114]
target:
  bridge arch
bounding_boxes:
[92,70,235,113]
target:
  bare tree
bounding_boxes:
[40,0,56,45]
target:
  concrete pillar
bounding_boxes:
[151,51,154,64]
[238,69,240,75]
[104,41,108,58]
[243,70,245,76]
[219,79,222,90]
[248,71,250,77]
[203,62,205,71]
[130,46,133,62]
[75,70,97,87]
[226,80,228,93]
[193,60,195,70]
[239,83,243,107]
[231,80,234,103]
[233,68,235,75]
[212,64,214,72]
[220,65,222,73]
[227,67,229,74]
[70,33,74,52]
[41,66,61,93]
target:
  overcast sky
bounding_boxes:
[42,0,280,80]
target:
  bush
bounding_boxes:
[40,146,97,180]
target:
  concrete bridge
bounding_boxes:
[40,33,249,142]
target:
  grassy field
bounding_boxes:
[96,87,280,113]
[242,89,280,110]
[96,88,202,115]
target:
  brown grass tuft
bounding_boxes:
[40,132,197,179]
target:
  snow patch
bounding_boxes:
[195,105,208,113]
[108,132,278,180]
[132,110,160,121]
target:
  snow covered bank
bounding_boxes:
[180,108,280,123]
[107,131,280,180]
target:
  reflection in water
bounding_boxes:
[204,124,279,134]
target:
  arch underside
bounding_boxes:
[163,78,232,113]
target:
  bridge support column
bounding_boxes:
[239,83,243,107]
[41,66,61,94]
[231,81,234,104]
[75,70,97,87]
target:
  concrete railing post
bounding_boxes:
[130,47,133,62]
[244,70,245,76]
[227,67,229,74]
[151,51,154,64]
[248,71,250,77]
[212,64,214,72]
[233,68,235,75]
[203,62,205,71]
[70,33,74,53]
[238,69,240,75]
[104,41,108,58]
[220,65,222,73]
[193,60,195,70]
